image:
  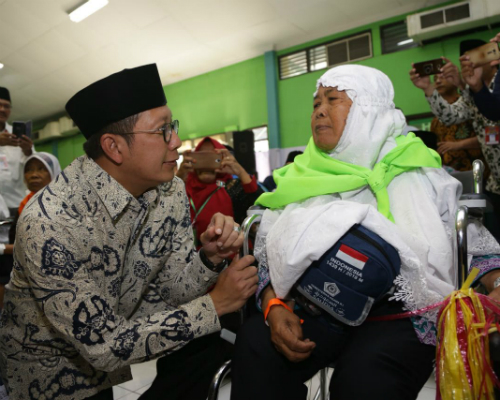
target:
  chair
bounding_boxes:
[207,206,265,400]
[207,160,497,400]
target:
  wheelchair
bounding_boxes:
[207,159,499,400]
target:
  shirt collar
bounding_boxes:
[83,156,158,220]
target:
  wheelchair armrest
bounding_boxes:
[458,194,493,214]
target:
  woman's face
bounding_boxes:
[24,158,51,193]
[195,140,217,184]
[311,86,352,152]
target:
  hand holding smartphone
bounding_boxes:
[465,42,500,67]
[190,151,222,170]
[12,121,32,139]
[413,59,445,77]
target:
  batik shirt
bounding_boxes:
[0,156,221,400]
[426,73,500,195]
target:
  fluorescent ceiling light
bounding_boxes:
[0,63,3,69]
[69,0,108,23]
[397,39,414,46]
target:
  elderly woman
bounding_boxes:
[230,65,500,400]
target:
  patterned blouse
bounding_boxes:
[0,156,221,400]
[430,116,486,172]
[426,75,500,195]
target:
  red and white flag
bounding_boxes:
[336,244,368,270]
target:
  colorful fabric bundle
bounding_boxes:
[436,268,500,399]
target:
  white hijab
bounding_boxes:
[256,65,500,312]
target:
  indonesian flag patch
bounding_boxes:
[336,244,369,270]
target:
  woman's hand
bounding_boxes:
[176,150,194,182]
[215,148,252,184]
[261,286,316,363]
[490,33,500,67]
[199,212,244,263]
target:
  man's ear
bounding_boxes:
[100,133,126,165]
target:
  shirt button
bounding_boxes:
[203,276,210,282]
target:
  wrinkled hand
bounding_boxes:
[200,213,244,263]
[267,305,316,362]
[409,64,434,96]
[215,148,246,177]
[19,135,33,156]
[437,141,461,154]
[440,57,464,90]
[176,150,194,181]
[0,132,19,147]
[209,254,258,316]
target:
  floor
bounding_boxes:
[113,360,437,400]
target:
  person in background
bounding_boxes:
[0,152,61,308]
[429,74,486,172]
[178,137,263,247]
[0,87,35,214]
[263,150,303,192]
[410,39,500,240]
[0,64,258,400]
[460,33,500,122]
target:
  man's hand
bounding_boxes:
[459,55,483,93]
[440,57,464,90]
[176,150,194,182]
[0,132,20,147]
[409,64,435,96]
[209,254,258,316]
[19,135,33,156]
[200,213,244,263]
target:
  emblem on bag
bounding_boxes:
[324,282,340,297]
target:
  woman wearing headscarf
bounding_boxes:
[230,65,500,400]
[0,152,61,306]
[181,137,263,247]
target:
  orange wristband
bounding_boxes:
[264,298,293,321]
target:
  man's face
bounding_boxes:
[434,75,457,97]
[120,105,181,193]
[0,99,12,126]
[311,86,352,152]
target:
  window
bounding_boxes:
[279,31,372,79]
[380,20,418,54]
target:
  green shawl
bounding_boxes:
[256,133,442,222]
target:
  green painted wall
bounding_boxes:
[277,17,496,148]
[164,55,268,140]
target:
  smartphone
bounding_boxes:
[465,42,500,67]
[413,58,445,77]
[191,151,222,170]
[12,121,32,139]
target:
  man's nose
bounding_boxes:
[168,131,182,150]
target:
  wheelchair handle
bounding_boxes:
[472,160,484,195]
[239,213,262,258]
[455,205,468,289]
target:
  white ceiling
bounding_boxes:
[0,0,448,122]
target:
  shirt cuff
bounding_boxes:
[241,176,258,193]
[180,293,221,338]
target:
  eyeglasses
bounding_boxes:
[120,120,179,143]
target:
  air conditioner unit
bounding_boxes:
[407,0,500,42]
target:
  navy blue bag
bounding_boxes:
[295,224,401,326]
